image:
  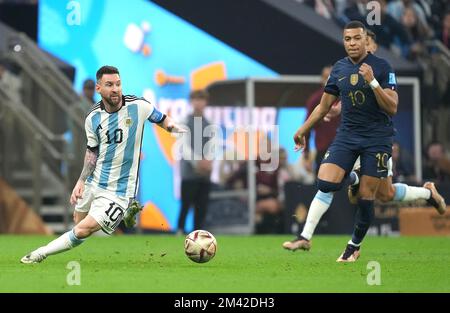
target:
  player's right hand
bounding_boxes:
[293,131,306,152]
[70,180,85,205]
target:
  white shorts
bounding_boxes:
[75,184,128,235]
[353,156,393,177]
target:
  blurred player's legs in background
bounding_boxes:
[349,158,446,214]
[284,156,447,253]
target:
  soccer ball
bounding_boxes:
[184,230,217,263]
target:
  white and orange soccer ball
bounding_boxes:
[184,230,217,263]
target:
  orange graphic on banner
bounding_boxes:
[139,202,171,231]
[190,61,226,90]
[154,69,185,86]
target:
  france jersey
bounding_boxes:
[324,52,397,138]
[84,95,164,204]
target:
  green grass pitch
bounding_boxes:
[1,235,449,292]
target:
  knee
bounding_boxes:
[377,187,395,203]
[358,184,378,200]
[317,179,342,193]
[73,226,94,239]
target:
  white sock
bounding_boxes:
[393,183,431,202]
[301,191,334,240]
[39,229,85,256]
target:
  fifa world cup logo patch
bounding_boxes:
[125,117,133,127]
[350,74,359,86]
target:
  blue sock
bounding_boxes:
[351,199,374,245]
[68,229,85,247]
[393,183,407,201]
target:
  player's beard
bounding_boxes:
[106,93,122,107]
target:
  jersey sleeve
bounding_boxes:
[378,61,397,91]
[324,64,340,96]
[85,116,98,149]
[137,98,165,123]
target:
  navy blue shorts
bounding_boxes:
[321,131,392,178]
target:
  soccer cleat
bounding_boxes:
[20,250,47,264]
[282,236,311,251]
[347,168,361,205]
[424,182,447,215]
[123,199,143,228]
[336,244,360,262]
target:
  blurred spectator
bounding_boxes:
[366,29,378,53]
[277,148,297,202]
[255,151,291,234]
[225,149,289,234]
[399,5,433,60]
[218,152,243,189]
[387,0,429,26]
[391,142,416,182]
[291,152,316,184]
[423,141,450,182]
[369,0,412,55]
[436,10,450,49]
[177,89,212,234]
[0,60,22,103]
[341,0,368,24]
[304,65,340,175]
[82,78,96,105]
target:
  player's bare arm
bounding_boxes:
[359,63,398,116]
[293,92,337,151]
[158,115,187,133]
[70,148,98,205]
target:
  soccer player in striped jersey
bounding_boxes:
[21,66,186,264]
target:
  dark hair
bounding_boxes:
[367,29,376,41]
[96,66,119,81]
[189,89,209,100]
[83,79,95,89]
[344,21,366,31]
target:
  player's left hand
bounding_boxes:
[358,63,374,83]
[168,122,188,133]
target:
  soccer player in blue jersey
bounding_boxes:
[21,66,186,264]
[283,29,446,259]
[287,21,402,262]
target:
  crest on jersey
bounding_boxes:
[350,74,359,86]
[125,117,133,127]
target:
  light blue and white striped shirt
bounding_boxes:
[84,95,164,205]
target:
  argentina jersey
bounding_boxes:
[84,95,164,203]
[324,52,397,138]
